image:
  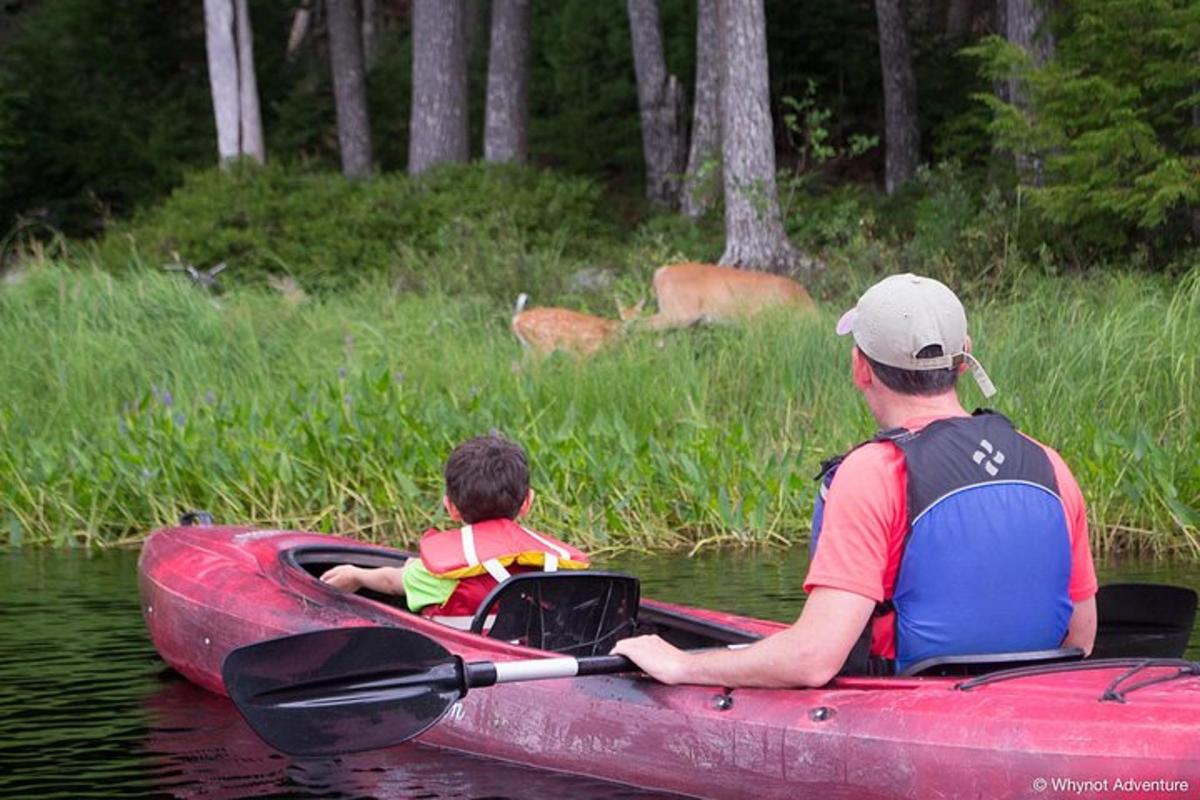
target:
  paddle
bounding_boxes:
[1093,582,1197,659]
[221,626,634,757]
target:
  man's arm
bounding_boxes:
[611,587,875,688]
[1062,596,1096,656]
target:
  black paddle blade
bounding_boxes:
[1094,583,1199,659]
[222,626,467,757]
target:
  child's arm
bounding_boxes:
[321,562,409,595]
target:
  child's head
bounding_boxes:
[443,434,531,524]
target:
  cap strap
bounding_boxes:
[964,353,997,398]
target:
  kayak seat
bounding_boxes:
[470,571,640,658]
[900,647,1085,677]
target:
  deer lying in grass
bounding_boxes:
[511,294,644,357]
[642,262,816,329]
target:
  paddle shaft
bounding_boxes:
[464,653,634,689]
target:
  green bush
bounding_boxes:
[93,162,622,298]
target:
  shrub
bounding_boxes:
[93,162,621,298]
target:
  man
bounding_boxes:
[613,273,1097,685]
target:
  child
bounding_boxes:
[321,433,589,628]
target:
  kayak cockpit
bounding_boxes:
[283,544,413,610]
[280,545,763,654]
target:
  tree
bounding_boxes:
[409,0,469,175]
[327,0,373,179]
[716,0,806,273]
[484,0,532,164]
[970,0,1200,257]
[680,0,720,217]
[875,0,920,194]
[627,0,686,208]
[204,0,264,165]
[1004,0,1054,183]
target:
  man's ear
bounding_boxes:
[959,335,973,374]
[517,488,535,517]
[851,347,873,390]
[443,495,463,522]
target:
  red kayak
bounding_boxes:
[139,524,1200,800]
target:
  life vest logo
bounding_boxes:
[972,439,1006,476]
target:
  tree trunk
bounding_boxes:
[627,0,686,208]
[1193,92,1200,241]
[681,0,721,217]
[204,0,264,165]
[484,0,532,164]
[945,0,976,38]
[409,0,469,175]
[716,0,806,273]
[1005,0,1054,184]
[876,0,920,194]
[362,0,380,67]
[234,0,264,163]
[327,0,373,179]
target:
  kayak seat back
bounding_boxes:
[900,646,1084,677]
[471,571,640,657]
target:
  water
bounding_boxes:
[1,547,1197,799]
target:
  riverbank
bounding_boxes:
[1,258,1195,555]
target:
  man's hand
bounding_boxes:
[611,635,692,685]
[321,564,364,592]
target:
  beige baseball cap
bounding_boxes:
[835,273,996,397]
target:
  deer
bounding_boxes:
[640,262,816,330]
[511,294,644,357]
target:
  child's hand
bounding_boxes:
[321,564,363,592]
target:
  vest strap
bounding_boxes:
[430,614,497,631]
[461,524,513,583]
[482,557,512,583]
[544,552,559,572]
[521,525,571,558]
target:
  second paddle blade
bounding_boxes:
[222,626,467,757]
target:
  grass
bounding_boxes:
[1,258,1196,556]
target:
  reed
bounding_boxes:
[0,261,1195,556]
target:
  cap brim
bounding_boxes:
[835,307,857,336]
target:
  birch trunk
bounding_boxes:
[681,0,721,217]
[409,0,469,175]
[327,0,373,179]
[627,0,686,208]
[204,0,264,166]
[484,0,532,164]
[716,0,807,273]
[876,0,920,194]
[234,0,264,163]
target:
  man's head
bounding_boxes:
[836,274,995,405]
[443,434,533,524]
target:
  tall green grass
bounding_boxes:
[1,260,1195,556]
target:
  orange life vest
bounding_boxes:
[417,518,589,628]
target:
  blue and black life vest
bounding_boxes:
[812,411,1074,674]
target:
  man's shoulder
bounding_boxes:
[836,437,907,476]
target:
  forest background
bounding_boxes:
[0,0,1196,555]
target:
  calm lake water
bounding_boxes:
[2,546,1198,799]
